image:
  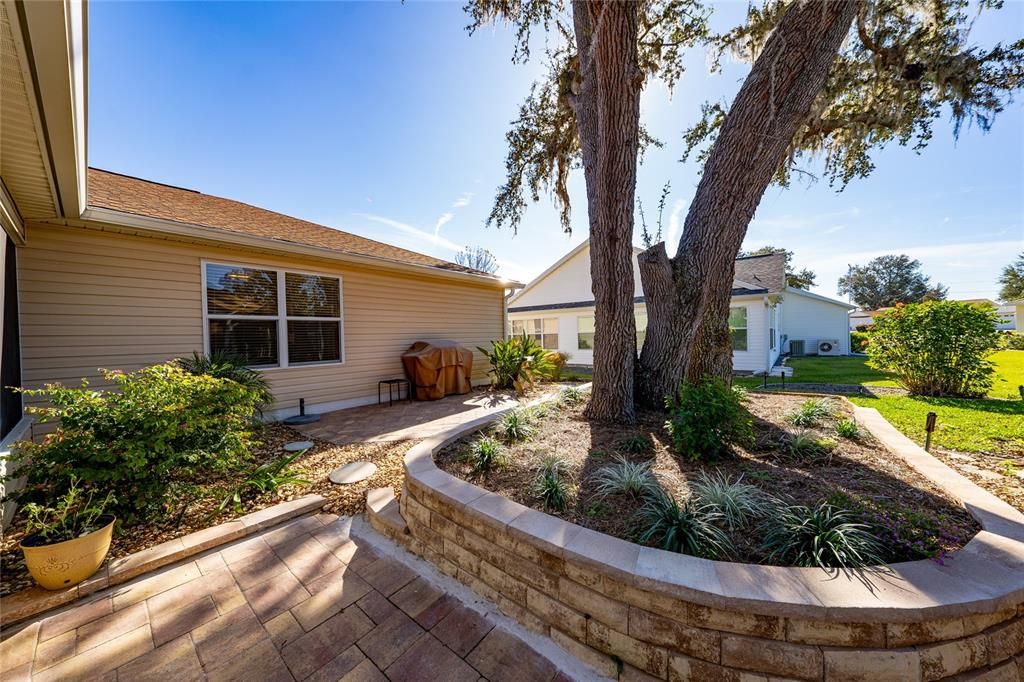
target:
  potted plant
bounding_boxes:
[19,480,116,590]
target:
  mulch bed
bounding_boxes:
[0,423,412,597]
[435,393,979,566]
[927,446,1024,514]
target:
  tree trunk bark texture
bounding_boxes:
[570,1,642,422]
[637,0,858,406]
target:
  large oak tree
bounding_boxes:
[469,0,1024,420]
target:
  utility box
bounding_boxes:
[790,339,806,357]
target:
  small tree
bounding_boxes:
[454,246,499,274]
[866,301,1000,398]
[997,252,1024,302]
[838,255,947,309]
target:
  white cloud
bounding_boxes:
[823,224,845,234]
[434,211,454,237]
[452,193,473,209]
[355,213,463,252]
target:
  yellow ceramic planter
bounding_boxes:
[20,516,115,590]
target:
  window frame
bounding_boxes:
[577,315,595,350]
[202,259,345,370]
[510,317,559,350]
[729,306,748,352]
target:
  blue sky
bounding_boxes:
[89,1,1024,301]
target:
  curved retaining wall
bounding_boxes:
[394,398,1024,681]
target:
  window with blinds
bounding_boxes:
[204,262,343,368]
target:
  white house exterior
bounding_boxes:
[508,240,855,374]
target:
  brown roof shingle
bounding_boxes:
[734,251,787,293]
[86,168,494,278]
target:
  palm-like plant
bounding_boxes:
[636,490,732,559]
[761,502,884,569]
[477,334,556,392]
[175,351,273,409]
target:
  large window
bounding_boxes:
[510,318,558,349]
[577,316,595,350]
[729,307,748,351]
[204,262,343,368]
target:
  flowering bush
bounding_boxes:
[867,301,1000,397]
[6,364,264,521]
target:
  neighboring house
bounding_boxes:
[507,240,854,374]
[996,303,1018,331]
[0,0,512,451]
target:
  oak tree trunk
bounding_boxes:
[569,1,642,422]
[637,0,858,406]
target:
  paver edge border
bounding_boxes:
[401,386,1024,623]
[0,493,327,628]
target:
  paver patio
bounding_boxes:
[0,513,568,681]
[293,390,518,445]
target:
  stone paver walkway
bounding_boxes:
[0,513,568,681]
[295,390,518,445]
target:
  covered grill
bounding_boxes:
[401,340,474,401]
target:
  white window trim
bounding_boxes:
[201,259,345,370]
[729,306,749,352]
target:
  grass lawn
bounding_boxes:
[735,351,1024,456]
[848,394,1023,455]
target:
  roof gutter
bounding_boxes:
[78,206,519,289]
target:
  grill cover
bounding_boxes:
[401,340,474,401]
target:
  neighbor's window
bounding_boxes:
[577,316,595,350]
[729,307,748,351]
[205,262,343,368]
[510,318,558,349]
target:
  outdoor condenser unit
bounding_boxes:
[789,339,806,357]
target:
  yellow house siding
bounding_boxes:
[18,222,504,417]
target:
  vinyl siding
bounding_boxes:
[511,297,770,373]
[780,291,851,355]
[19,222,505,419]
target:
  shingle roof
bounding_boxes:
[86,168,495,279]
[734,251,787,293]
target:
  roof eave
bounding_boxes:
[79,206,516,288]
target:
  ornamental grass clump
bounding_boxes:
[665,377,753,460]
[787,431,836,462]
[786,398,833,427]
[689,470,771,530]
[835,418,861,440]
[593,456,657,499]
[469,435,506,473]
[867,301,1001,397]
[760,501,884,569]
[636,490,732,559]
[533,456,570,511]
[7,364,265,522]
[499,409,535,442]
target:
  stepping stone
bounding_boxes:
[284,441,314,452]
[329,461,377,485]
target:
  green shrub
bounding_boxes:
[618,434,652,455]
[761,501,884,569]
[533,456,570,511]
[175,351,273,411]
[689,470,771,530]
[559,386,585,406]
[636,490,732,559]
[1003,333,1024,351]
[21,478,115,545]
[593,456,657,498]
[867,301,1001,397]
[850,330,871,353]
[469,435,506,473]
[787,431,836,461]
[477,335,556,391]
[786,398,833,426]
[498,409,535,442]
[665,378,753,460]
[835,418,861,440]
[7,364,264,521]
[221,451,309,514]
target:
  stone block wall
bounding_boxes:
[398,471,1023,681]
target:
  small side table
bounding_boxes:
[378,378,411,407]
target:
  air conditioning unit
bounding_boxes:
[817,339,842,356]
